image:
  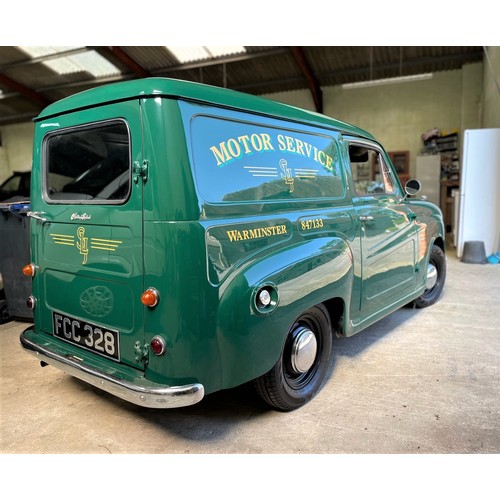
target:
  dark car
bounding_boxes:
[0,171,31,201]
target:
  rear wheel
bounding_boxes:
[254,304,332,411]
[413,245,446,308]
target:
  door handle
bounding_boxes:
[27,211,48,222]
[359,215,374,222]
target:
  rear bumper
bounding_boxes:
[20,327,204,409]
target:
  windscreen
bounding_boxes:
[44,120,131,203]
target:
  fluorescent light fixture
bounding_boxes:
[167,45,246,63]
[18,46,121,78]
[342,73,433,89]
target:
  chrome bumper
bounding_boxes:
[20,328,204,409]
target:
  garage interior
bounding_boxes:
[1,45,499,471]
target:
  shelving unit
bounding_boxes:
[420,130,460,234]
[388,150,410,186]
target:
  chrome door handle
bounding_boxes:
[27,211,47,221]
[359,215,374,222]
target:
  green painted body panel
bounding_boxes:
[36,78,374,142]
[24,77,445,402]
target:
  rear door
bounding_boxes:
[31,100,146,370]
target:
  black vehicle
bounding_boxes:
[0,171,31,201]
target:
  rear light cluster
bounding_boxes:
[23,263,37,310]
[142,288,166,356]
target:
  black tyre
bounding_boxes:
[413,245,446,308]
[254,304,332,411]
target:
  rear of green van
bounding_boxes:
[20,89,205,408]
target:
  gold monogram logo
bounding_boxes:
[280,159,294,193]
[50,227,123,265]
[76,227,89,264]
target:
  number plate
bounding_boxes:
[52,311,120,361]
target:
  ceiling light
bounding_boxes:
[342,73,433,89]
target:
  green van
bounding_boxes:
[20,78,446,411]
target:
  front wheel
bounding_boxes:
[413,244,446,308]
[254,304,332,411]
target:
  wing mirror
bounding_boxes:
[404,179,421,198]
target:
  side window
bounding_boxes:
[190,115,344,203]
[349,144,396,196]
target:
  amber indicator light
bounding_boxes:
[141,288,159,307]
[22,263,35,277]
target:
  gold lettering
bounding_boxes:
[295,139,305,156]
[227,230,238,242]
[238,135,252,154]
[227,138,241,158]
[318,150,326,165]
[261,133,274,151]
[226,224,289,243]
[250,133,263,151]
[285,136,295,153]
[277,134,286,151]
[325,154,333,171]
[210,143,231,166]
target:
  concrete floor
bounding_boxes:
[1,250,499,455]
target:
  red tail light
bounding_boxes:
[150,336,166,356]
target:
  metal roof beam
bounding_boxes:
[1,48,291,96]
[0,112,38,125]
[235,49,484,93]
[320,49,484,80]
[155,47,288,73]
[0,73,50,108]
[289,46,323,113]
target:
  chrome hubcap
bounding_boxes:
[290,327,317,374]
[426,263,438,290]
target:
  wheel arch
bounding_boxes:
[215,236,354,391]
[322,296,346,338]
[433,235,445,254]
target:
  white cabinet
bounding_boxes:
[457,128,500,258]
[416,155,441,206]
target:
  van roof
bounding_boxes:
[35,77,374,140]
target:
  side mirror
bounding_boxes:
[405,179,421,197]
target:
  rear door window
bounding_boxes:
[43,120,131,204]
